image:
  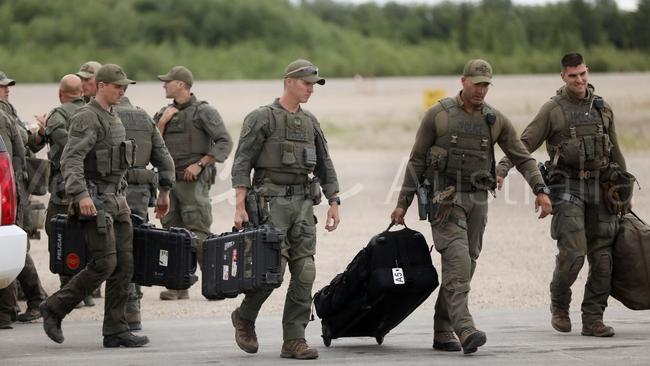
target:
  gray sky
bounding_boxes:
[339,0,638,11]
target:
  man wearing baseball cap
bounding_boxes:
[391,58,551,354]
[40,64,148,348]
[229,59,339,360]
[154,65,232,301]
[76,61,102,103]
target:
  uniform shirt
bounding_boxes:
[44,97,85,205]
[0,99,45,155]
[496,85,626,177]
[154,94,232,171]
[231,98,339,199]
[397,92,544,210]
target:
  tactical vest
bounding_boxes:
[47,101,84,173]
[550,95,611,172]
[424,98,494,191]
[82,105,135,187]
[255,105,317,184]
[115,104,159,186]
[163,101,211,171]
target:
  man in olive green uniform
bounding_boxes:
[114,96,175,330]
[154,66,233,300]
[391,59,552,354]
[496,53,626,337]
[230,59,340,360]
[76,61,102,103]
[0,108,26,329]
[39,64,149,347]
[41,74,97,311]
[0,71,49,322]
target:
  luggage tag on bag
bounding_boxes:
[392,268,405,285]
[159,249,169,267]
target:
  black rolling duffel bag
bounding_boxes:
[202,224,283,300]
[611,211,650,310]
[49,214,198,290]
[313,223,439,347]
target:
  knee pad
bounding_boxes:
[594,252,612,278]
[295,256,316,285]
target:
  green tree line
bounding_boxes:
[0,0,648,82]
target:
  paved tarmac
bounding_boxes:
[1,307,648,366]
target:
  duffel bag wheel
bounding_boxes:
[375,336,384,345]
[322,324,332,347]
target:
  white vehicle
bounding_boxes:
[0,134,27,289]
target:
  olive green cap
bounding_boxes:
[463,59,493,84]
[95,64,135,86]
[0,71,16,86]
[158,66,194,87]
[76,61,102,79]
[283,59,325,85]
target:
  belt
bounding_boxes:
[556,192,585,209]
[553,167,600,180]
[261,182,308,197]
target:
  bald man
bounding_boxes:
[41,75,96,309]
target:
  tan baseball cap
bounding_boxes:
[95,64,135,86]
[0,71,16,86]
[76,61,102,79]
[283,59,325,85]
[158,66,194,87]
[463,59,493,84]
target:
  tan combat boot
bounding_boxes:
[281,338,319,359]
[459,328,486,355]
[433,330,461,352]
[551,307,571,332]
[581,320,615,337]
[231,308,258,353]
[159,289,189,301]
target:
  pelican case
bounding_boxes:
[131,215,198,290]
[202,225,284,300]
[49,214,88,276]
[49,214,198,290]
[313,224,438,347]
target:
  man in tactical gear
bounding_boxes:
[230,59,340,360]
[496,53,629,337]
[40,64,149,348]
[42,74,96,310]
[76,61,102,103]
[114,96,175,330]
[391,59,552,354]
[154,66,233,301]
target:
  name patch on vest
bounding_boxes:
[457,119,486,136]
[286,116,308,142]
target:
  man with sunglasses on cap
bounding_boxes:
[230,59,340,360]
[76,61,102,103]
[391,59,551,354]
[40,64,149,348]
[154,66,233,301]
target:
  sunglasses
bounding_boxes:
[285,66,319,78]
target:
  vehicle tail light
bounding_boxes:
[0,151,17,225]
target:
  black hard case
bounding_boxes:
[49,214,88,276]
[131,215,198,290]
[202,225,284,300]
[314,225,439,346]
[48,214,198,290]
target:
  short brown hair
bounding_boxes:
[561,53,585,69]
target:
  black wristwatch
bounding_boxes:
[328,196,340,206]
[534,184,551,196]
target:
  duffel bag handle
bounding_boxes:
[386,220,408,232]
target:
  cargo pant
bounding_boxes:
[549,177,616,324]
[125,183,150,325]
[161,173,212,268]
[239,192,316,341]
[45,194,134,336]
[431,190,488,337]
[0,282,18,325]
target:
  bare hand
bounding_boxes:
[496,176,505,191]
[234,206,249,230]
[35,113,46,131]
[325,204,340,232]
[183,163,202,182]
[157,106,179,135]
[154,190,170,219]
[535,193,552,219]
[391,207,406,225]
[78,196,97,217]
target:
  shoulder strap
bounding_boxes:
[439,97,456,112]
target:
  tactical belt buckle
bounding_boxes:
[578,170,591,179]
